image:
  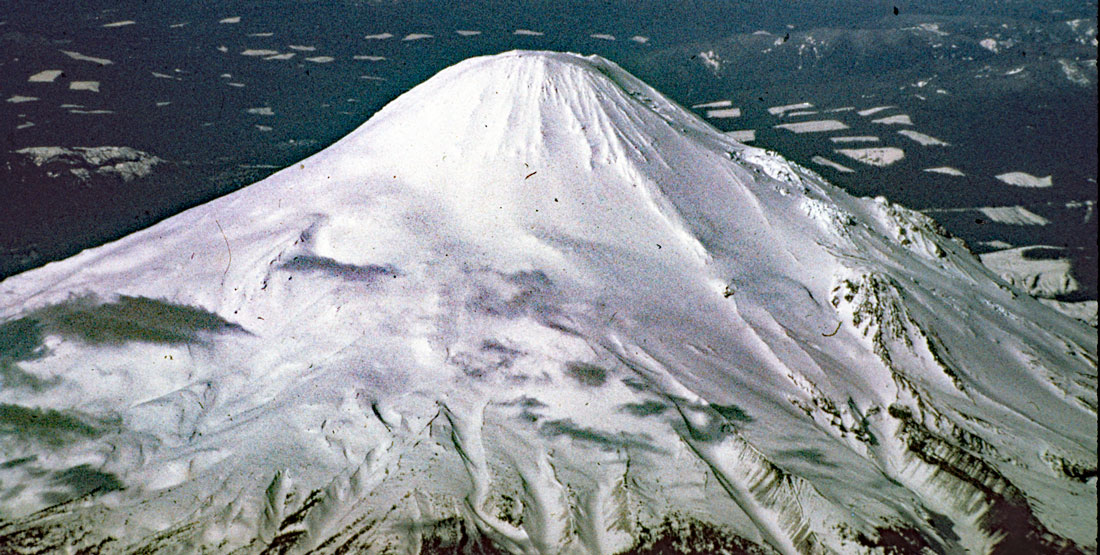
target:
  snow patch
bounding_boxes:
[916,23,949,36]
[898,130,949,146]
[830,136,879,143]
[697,50,723,74]
[706,107,741,119]
[724,130,755,143]
[775,120,849,133]
[812,156,854,173]
[871,114,912,125]
[691,100,733,109]
[980,246,1080,299]
[59,50,113,65]
[857,106,893,117]
[14,146,162,181]
[923,166,964,176]
[836,147,905,167]
[995,172,1052,188]
[1058,59,1092,86]
[768,102,813,116]
[28,70,63,83]
[69,81,100,92]
[977,206,1050,226]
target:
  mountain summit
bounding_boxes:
[0,51,1095,554]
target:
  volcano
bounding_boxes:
[0,51,1095,554]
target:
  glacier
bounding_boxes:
[0,51,1095,554]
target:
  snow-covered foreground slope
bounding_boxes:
[0,51,1095,554]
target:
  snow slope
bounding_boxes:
[0,51,1095,554]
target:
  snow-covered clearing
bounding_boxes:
[775,120,848,133]
[836,147,905,166]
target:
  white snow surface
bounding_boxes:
[691,100,732,109]
[13,146,162,180]
[724,129,755,143]
[705,107,741,119]
[979,246,1081,299]
[857,106,893,116]
[996,171,1054,188]
[28,70,63,83]
[767,102,813,115]
[69,81,100,92]
[836,147,906,167]
[897,130,949,146]
[871,114,913,125]
[923,166,965,176]
[59,50,113,65]
[0,51,1094,554]
[978,206,1051,226]
[811,156,854,173]
[831,135,879,143]
[774,119,849,133]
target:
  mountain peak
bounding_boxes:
[0,51,1094,555]
[326,50,714,171]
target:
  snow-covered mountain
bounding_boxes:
[0,51,1095,554]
